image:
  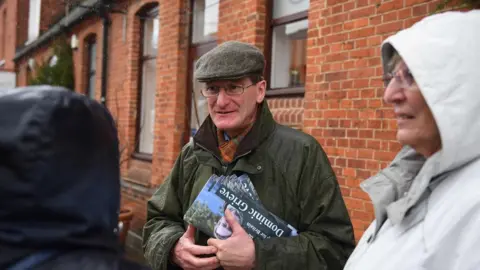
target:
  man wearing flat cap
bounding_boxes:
[143,41,355,270]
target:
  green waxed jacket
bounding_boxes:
[143,101,355,270]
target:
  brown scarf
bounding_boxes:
[217,124,254,163]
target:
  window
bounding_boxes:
[137,7,159,154]
[269,0,309,91]
[190,59,209,137]
[86,39,96,99]
[27,0,41,44]
[192,0,219,44]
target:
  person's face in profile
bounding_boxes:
[383,60,441,157]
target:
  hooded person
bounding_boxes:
[0,86,149,270]
[344,10,480,270]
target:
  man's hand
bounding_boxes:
[172,225,220,270]
[208,209,256,270]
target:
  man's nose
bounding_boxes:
[216,89,229,106]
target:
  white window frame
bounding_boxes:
[26,0,41,44]
[268,0,310,92]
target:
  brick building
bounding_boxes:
[3,0,456,255]
[0,0,18,88]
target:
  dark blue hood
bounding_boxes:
[0,86,121,263]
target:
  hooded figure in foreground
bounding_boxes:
[0,86,149,270]
[344,10,480,270]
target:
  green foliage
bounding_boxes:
[28,36,75,90]
[187,201,222,235]
[435,0,480,13]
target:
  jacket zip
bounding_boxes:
[196,143,228,175]
[196,142,252,175]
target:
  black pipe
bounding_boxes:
[98,0,111,106]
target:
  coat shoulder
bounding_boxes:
[264,124,332,180]
[272,124,324,151]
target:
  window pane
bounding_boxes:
[190,60,209,139]
[87,41,96,99]
[88,74,96,99]
[273,0,309,19]
[143,16,159,57]
[192,0,219,44]
[89,43,96,72]
[270,19,308,89]
[27,0,41,42]
[139,58,157,154]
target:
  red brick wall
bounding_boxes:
[0,4,6,62]
[39,0,66,33]
[0,0,17,71]
[150,0,189,187]
[16,45,51,86]
[218,0,268,53]
[16,0,28,47]
[303,0,444,240]
[267,97,304,129]
[15,0,65,47]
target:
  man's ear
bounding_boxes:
[256,80,266,104]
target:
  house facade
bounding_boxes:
[3,0,452,255]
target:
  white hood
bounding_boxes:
[381,10,480,175]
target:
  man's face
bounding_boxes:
[205,77,266,135]
[383,60,441,157]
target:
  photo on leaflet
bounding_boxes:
[214,203,243,240]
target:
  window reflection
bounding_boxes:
[190,60,209,139]
[271,19,308,89]
[86,41,96,99]
[192,0,219,44]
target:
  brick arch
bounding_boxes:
[129,1,160,19]
[83,33,97,43]
[134,1,159,16]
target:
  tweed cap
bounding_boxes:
[194,41,265,82]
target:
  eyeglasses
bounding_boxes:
[382,68,415,88]
[200,83,256,98]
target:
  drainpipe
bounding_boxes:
[98,0,111,105]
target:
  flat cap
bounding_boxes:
[194,41,265,82]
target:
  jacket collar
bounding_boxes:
[361,146,426,239]
[193,100,276,166]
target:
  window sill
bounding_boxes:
[131,152,153,162]
[266,87,305,97]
